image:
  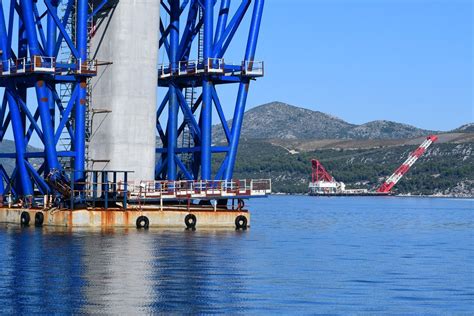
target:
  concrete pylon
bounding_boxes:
[90,1,159,181]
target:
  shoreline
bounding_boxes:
[271,192,473,199]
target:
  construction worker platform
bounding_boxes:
[0,177,271,229]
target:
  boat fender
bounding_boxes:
[136,216,149,229]
[237,199,245,210]
[35,212,44,227]
[185,214,197,229]
[235,215,248,230]
[20,211,30,226]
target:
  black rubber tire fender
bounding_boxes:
[235,215,248,230]
[20,211,30,227]
[34,212,44,227]
[184,214,197,229]
[136,216,150,229]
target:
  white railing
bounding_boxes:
[117,179,271,199]
[32,55,55,72]
[158,59,264,79]
[0,56,102,76]
[242,60,264,76]
[206,58,224,73]
[178,60,201,75]
[158,63,172,78]
[1,55,57,75]
[15,57,27,73]
[77,58,97,74]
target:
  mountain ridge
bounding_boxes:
[214,101,465,141]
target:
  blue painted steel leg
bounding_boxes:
[74,0,88,182]
[6,90,33,196]
[224,0,264,180]
[201,0,214,180]
[167,0,180,180]
[47,2,58,138]
[214,0,230,48]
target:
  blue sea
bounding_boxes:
[0,196,472,314]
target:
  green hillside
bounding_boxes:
[214,140,474,196]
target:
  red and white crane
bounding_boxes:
[311,159,334,183]
[377,135,438,193]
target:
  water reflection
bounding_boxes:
[0,226,85,314]
[0,226,250,314]
[149,230,249,313]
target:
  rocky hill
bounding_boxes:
[453,123,474,133]
[214,101,437,141]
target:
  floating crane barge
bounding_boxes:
[309,135,438,196]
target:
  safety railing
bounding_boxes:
[117,179,271,199]
[178,60,202,75]
[206,58,225,73]
[158,59,264,79]
[32,56,55,72]
[242,60,264,76]
[77,59,97,74]
[0,55,57,75]
[16,58,27,73]
[158,63,172,78]
[0,56,101,76]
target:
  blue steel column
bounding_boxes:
[74,0,88,181]
[6,91,33,196]
[17,1,28,142]
[0,4,8,83]
[214,0,230,48]
[46,1,58,129]
[167,0,180,180]
[201,0,214,180]
[0,7,33,196]
[20,0,60,173]
[224,0,264,180]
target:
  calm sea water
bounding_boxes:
[0,196,472,314]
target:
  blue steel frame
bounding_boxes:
[0,0,101,198]
[157,0,264,181]
[0,0,264,200]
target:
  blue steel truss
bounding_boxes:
[0,0,102,199]
[157,0,264,181]
[0,0,264,201]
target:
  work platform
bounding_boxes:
[157,58,264,87]
[0,174,270,230]
[0,55,98,78]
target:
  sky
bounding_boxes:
[232,0,473,131]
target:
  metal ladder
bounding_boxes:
[198,6,204,63]
[177,7,204,179]
[84,1,95,168]
[57,2,76,170]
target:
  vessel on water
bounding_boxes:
[309,135,438,196]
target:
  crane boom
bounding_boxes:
[377,135,438,193]
[311,159,334,182]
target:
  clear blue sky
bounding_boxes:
[236,0,473,131]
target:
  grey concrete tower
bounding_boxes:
[89,1,159,181]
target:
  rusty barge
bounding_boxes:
[0,171,271,230]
